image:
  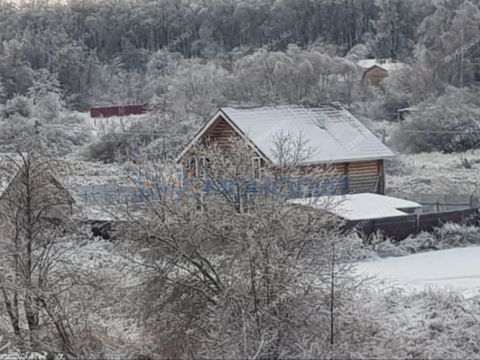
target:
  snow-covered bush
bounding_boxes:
[400,231,437,253]
[434,222,480,248]
[371,223,480,258]
[86,133,132,163]
[44,125,91,153]
[1,95,33,118]
[375,238,409,257]
[361,288,480,359]
[343,232,379,261]
[384,157,414,176]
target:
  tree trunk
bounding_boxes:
[330,241,335,346]
[2,288,21,336]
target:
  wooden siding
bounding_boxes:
[347,160,383,194]
[179,116,243,177]
[289,160,383,194]
[203,116,239,147]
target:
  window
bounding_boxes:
[188,156,197,176]
[197,157,210,178]
[252,157,265,179]
[187,156,210,178]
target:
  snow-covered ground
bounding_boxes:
[387,150,480,195]
[357,246,480,297]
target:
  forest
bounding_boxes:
[0,0,479,156]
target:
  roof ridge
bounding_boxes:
[222,102,345,111]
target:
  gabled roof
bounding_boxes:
[0,153,75,205]
[357,58,406,72]
[0,153,25,197]
[176,104,395,165]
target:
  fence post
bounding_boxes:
[416,213,419,233]
[436,200,440,212]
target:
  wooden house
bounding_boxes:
[357,59,406,86]
[176,104,395,195]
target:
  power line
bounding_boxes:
[398,129,480,134]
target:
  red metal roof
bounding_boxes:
[90,104,147,118]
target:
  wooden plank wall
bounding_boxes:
[363,67,389,86]
[203,117,239,147]
[348,160,383,194]
[180,117,239,175]
[293,160,383,194]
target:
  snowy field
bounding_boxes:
[357,246,480,297]
[386,150,480,195]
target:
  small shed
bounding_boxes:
[357,58,406,86]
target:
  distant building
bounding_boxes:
[89,104,148,134]
[357,58,406,86]
[176,104,395,194]
[90,104,147,119]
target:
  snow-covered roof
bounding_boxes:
[357,58,406,72]
[177,104,395,164]
[0,153,76,207]
[288,193,421,220]
[0,153,25,197]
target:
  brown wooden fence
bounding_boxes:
[345,208,480,240]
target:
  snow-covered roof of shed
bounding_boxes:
[289,193,422,221]
[0,153,25,196]
[357,58,406,72]
[218,105,394,164]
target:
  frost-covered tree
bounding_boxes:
[415,0,480,87]
[0,151,79,354]
[0,77,6,104]
[391,86,480,153]
[27,69,65,120]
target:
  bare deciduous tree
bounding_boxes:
[0,151,85,356]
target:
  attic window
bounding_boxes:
[188,156,197,175]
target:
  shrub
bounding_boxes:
[400,231,437,253]
[375,239,409,257]
[434,222,480,248]
[2,95,33,118]
[86,133,132,163]
[384,157,414,176]
[371,223,480,258]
